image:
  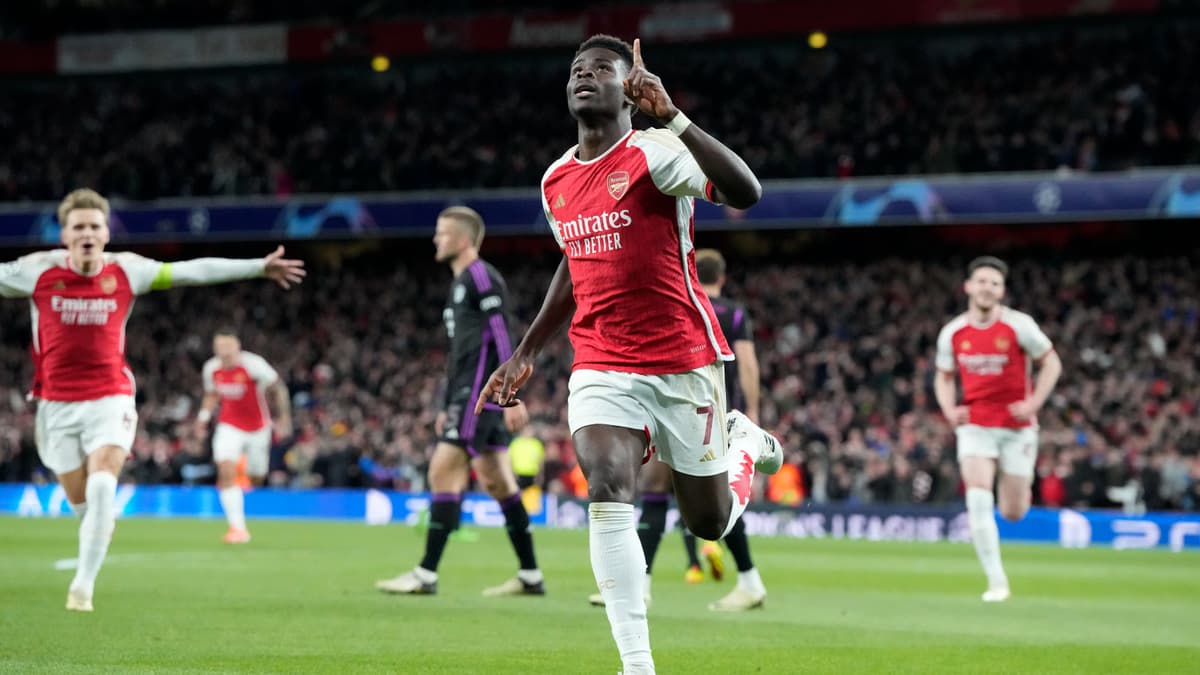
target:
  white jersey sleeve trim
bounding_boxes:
[201,358,220,393]
[0,251,63,298]
[1005,308,1053,359]
[111,252,165,295]
[673,192,730,361]
[936,314,968,372]
[541,149,575,251]
[242,351,280,387]
[630,129,711,201]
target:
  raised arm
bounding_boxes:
[474,256,575,413]
[127,246,305,294]
[623,38,761,209]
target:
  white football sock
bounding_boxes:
[966,487,1008,589]
[589,502,653,674]
[517,568,543,585]
[71,471,118,596]
[737,567,766,596]
[70,502,87,519]
[218,485,247,531]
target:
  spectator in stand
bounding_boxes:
[0,246,1196,512]
[3,21,1200,201]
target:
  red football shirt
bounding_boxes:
[936,307,1054,428]
[541,128,732,374]
[0,250,165,402]
[202,351,278,432]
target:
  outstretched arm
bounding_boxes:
[623,38,761,208]
[474,256,575,413]
[141,246,305,292]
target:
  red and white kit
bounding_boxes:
[936,306,1054,476]
[203,351,279,476]
[0,250,263,473]
[541,128,732,476]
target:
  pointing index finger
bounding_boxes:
[632,38,643,68]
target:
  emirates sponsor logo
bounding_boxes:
[51,295,118,326]
[557,209,632,241]
[558,209,631,257]
[216,382,248,399]
[957,352,1009,375]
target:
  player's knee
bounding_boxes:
[685,516,727,542]
[999,501,1028,522]
[481,478,510,501]
[587,481,636,504]
[87,444,127,475]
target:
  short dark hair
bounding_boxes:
[695,249,726,284]
[967,256,1008,278]
[576,34,634,72]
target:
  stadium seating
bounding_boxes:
[2,20,1199,201]
[1,248,1196,510]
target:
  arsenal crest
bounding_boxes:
[607,171,630,200]
[99,275,117,294]
[994,336,1011,351]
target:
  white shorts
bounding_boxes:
[212,423,272,477]
[567,362,729,477]
[35,395,138,475]
[955,424,1038,477]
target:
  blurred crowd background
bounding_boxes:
[1,226,1197,512]
[1,1,1199,512]
[3,18,1200,202]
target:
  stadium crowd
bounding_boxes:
[3,20,1199,202]
[0,0,635,38]
[1,246,1198,512]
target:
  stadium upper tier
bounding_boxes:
[2,20,1198,202]
[0,0,645,39]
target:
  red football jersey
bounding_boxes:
[936,307,1053,428]
[541,128,732,374]
[0,250,164,402]
[203,351,278,432]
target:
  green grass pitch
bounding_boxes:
[2,517,1197,674]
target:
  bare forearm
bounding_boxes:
[741,380,761,422]
[677,123,762,209]
[200,393,219,414]
[197,393,219,422]
[271,382,291,419]
[934,373,958,414]
[514,257,575,359]
[735,343,761,421]
[1029,352,1062,409]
